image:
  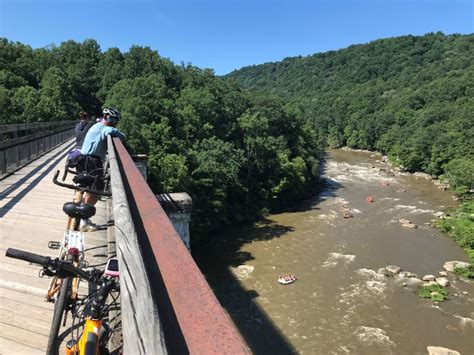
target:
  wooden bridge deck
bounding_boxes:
[0,140,109,354]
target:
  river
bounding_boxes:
[194,149,474,354]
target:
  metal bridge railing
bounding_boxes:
[0,121,76,179]
[107,136,249,354]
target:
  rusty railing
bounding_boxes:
[107,136,249,354]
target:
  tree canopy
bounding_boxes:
[0,38,324,238]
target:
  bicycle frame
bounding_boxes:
[67,277,119,355]
[46,231,84,302]
[47,165,108,303]
[46,168,88,304]
[66,319,102,355]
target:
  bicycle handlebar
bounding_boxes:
[6,248,93,281]
[6,248,50,266]
[53,170,112,197]
[62,167,79,181]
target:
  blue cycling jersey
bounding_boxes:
[80,122,125,160]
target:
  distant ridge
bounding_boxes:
[226,32,474,192]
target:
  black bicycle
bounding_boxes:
[6,248,120,355]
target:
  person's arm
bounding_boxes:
[103,127,125,140]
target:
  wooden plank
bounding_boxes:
[0,336,44,354]
[0,323,48,352]
[0,145,110,353]
[108,136,167,355]
[0,308,52,336]
[0,291,52,315]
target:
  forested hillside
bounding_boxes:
[0,38,324,238]
[227,32,474,196]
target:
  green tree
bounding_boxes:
[443,159,474,196]
[36,67,78,121]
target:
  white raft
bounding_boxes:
[278,274,297,285]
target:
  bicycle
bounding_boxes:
[44,169,111,354]
[6,248,120,355]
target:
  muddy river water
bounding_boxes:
[194,150,474,354]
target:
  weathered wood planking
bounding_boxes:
[107,136,167,355]
[0,140,109,354]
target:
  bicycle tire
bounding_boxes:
[46,258,72,355]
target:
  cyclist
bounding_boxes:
[78,107,125,232]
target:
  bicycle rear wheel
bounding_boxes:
[46,258,72,355]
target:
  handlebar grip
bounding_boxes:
[6,248,50,266]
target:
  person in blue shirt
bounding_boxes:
[78,107,125,231]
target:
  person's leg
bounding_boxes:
[80,156,104,231]
[79,191,99,229]
[83,192,99,206]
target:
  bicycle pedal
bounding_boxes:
[48,241,61,249]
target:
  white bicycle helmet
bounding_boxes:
[102,107,121,120]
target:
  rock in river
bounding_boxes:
[385,265,401,274]
[422,275,436,282]
[427,346,460,355]
[443,261,471,272]
[435,277,450,287]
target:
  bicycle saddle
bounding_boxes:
[73,173,95,187]
[63,202,96,219]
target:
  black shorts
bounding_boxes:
[76,155,104,191]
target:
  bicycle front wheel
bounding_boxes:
[46,267,71,354]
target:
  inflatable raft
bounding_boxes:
[278,273,297,285]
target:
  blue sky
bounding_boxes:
[1,0,473,75]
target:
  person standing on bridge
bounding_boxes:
[75,111,95,149]
[78,107,125,232]
[67,111,95,168]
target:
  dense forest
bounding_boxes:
[227,32,474,197]
[1,33,473,247]
[0,38,324,238]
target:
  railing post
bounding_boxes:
[15,145,20,167]
[0,149,5,176]
[157,193,193,250]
